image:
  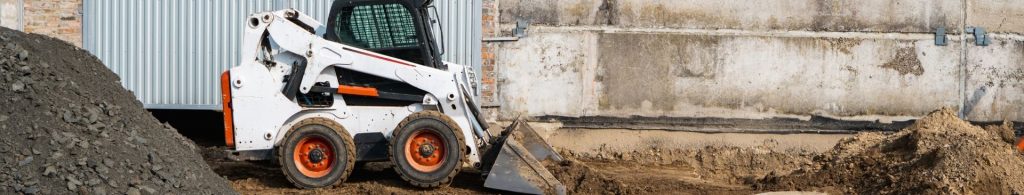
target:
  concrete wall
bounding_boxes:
[501,0,962,33]
[488,0,1024,123]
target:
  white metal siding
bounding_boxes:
[433,0,482,75]
[0,0,25,30]
[83,0,480,110]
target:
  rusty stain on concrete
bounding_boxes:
[824,37,861,54]
[595,0,617,25]
[881,46,924,76]
[598,33,726,111]
[810,0,867,32]
[637,4,742,29]
[809,0,954,32]
[499,0,560,24]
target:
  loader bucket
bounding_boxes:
[481,119,566,195]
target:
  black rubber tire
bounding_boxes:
[389,111,466,188]
[278,118,356,189]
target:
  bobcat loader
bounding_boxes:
[219,0,565,194]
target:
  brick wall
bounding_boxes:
[23,0,82,47]
[480,0,498,106]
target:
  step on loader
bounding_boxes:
[219,0,565,194]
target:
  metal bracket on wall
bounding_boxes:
[513,19,529,38]
[934,27,948,46]
[482,19,530,42]
[967,27,990,46]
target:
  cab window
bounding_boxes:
[329,3,425,64]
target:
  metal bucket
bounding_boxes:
[479,119,566,195]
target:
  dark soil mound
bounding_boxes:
[758,108,1024,194]
[0,27,235,194]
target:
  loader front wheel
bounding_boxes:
[278,118,356,189]
[389,111,466,188]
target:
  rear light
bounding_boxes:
[220,71,235,148]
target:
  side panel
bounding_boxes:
[82,0,279,110]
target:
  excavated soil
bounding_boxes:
[0,27,234,194]
[210,143,809,194]
[554,145,815,194]
[216,109,1023,194]
[758,108,1024,194]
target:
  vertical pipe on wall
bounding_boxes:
[472,0,482,100]
[958,0,968,118]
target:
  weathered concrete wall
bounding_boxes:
[490,0,1024,123]
[961,0,1024,121]
[501,0,962,33]
[964,38,1024,121]
[968,0,1024,33]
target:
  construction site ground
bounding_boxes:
[201,141,806,195]
[3,26,1023,194]
[164,110,855,194]
[204,109,1024,194]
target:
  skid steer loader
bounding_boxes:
[219,0,565,194]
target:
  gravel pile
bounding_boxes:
[0,27,235,194]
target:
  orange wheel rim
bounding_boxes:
[293,136,334,178]
[404,129,446,172]
[1016,138,1024,152]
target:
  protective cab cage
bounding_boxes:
[307,0,446,107]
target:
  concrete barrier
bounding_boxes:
[488,0,1024,125]
[500,0,962,33]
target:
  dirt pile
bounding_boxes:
[552,146,813,194]
[758,108,1024,194]
[565,145,815,185]
[545,159,635,194]
[0,27,235,194]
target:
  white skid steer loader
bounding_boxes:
[219,0,565,194]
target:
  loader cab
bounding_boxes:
[324,0,444,69]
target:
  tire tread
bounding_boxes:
[278,118,357,189]
[388,110,467,188]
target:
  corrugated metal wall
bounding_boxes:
[82,0,480,110]
[432,0,482,79]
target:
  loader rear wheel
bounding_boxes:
[278,118,356,189]
[389,111,466,188]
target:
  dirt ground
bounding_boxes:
[203,128,824,194]
[205,145,793,195]
[201,144,485,194]
[210,108,1024,194]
